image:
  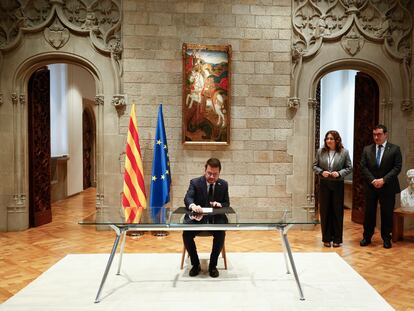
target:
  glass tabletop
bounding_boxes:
[79,206,318,228]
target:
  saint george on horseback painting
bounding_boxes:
[182,43,231,145]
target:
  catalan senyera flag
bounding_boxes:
[122,103,147,223]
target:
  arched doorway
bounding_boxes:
[26,63,97,227]
[315,70,380,224]
[0,2,122,231]
[289,0,411,225]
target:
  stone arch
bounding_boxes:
[0,0,124,231]
[12,53,103,95]
[309,60,391,108]
[287,0,412,220]
[3,52,107,231]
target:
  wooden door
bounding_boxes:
[314,82,321,219]
[351,72,379,224]
[82,109,93,189]
[28,67,52,227]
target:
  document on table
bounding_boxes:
[202,207,213,213]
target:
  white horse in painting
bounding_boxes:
[186,69,226,127]
[206,92,225,127]
[186,70,204,109]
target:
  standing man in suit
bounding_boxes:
[360,124,402,249]
[183,158,229,278]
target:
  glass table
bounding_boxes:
[79,207,317,303]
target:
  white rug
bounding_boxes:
[1,253,393,311]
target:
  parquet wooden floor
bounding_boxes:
[1,188,413,310]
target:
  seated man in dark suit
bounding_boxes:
[183,158,229,278]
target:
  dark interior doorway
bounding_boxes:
[28,67,52,227]
[315,71,379,224]
[82,107,95,189]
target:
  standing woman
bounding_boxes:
[313,130,352,247]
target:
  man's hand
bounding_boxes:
[189,204,203,221]
[210,201,222,208]
[190,204,203,213]
[322,171,331,178]
[371,178,385,188]
[330,171,340,178]
[189,213,203,221]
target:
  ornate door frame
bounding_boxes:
[287,0,412,220]
[0,0,125,231]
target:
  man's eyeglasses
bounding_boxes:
[206,172,219,177]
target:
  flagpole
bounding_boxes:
[150,104,171,237]
[152,207,169,237]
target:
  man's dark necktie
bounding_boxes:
[376,145,382,167]
[208,184,214,204]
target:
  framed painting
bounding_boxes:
[182,43,231,145]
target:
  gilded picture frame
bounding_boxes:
[182,43,231,145]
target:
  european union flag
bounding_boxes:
[150,104,171,223]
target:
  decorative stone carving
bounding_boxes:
[288,97,300,109]
[291,43,303,78]
[81,12,98,31]
[19,94,25,106]
[380,98,393,110]
[292,0,413,110]
[0,1,25,49]
[95,95,104,106]
[44,19,70,49]
[12,194,25,206]
[24,0,53,28]
[293,0,412,61]
[0,93,3,106]
[306,193,315,205]
[111,94,126,117]
[401,99,413,112]
[0,0,122,64]
[308,98,318,109]
[11,93,18,105]
[96,193,104,208]
[341,26,364,56]
[62,0,87,28]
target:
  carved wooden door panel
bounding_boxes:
[314,82,321,219]
[28,67,52,227]
[82,109,93,189]
[351,72,379,224]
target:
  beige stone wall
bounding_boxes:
[121,0,293,219]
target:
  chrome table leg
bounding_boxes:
[280,228,305,301]
[117,230,127,275]
[94,225,124,303]
[279,228,291,274]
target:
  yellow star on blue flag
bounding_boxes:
[150,104,171,222]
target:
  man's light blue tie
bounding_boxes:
[376,145,382,167]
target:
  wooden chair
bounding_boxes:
[180,231,228,270]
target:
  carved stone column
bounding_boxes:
[306,98,318,218]
[95,95,104,208]
[7,93,28,231]
[380,98,393,133]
